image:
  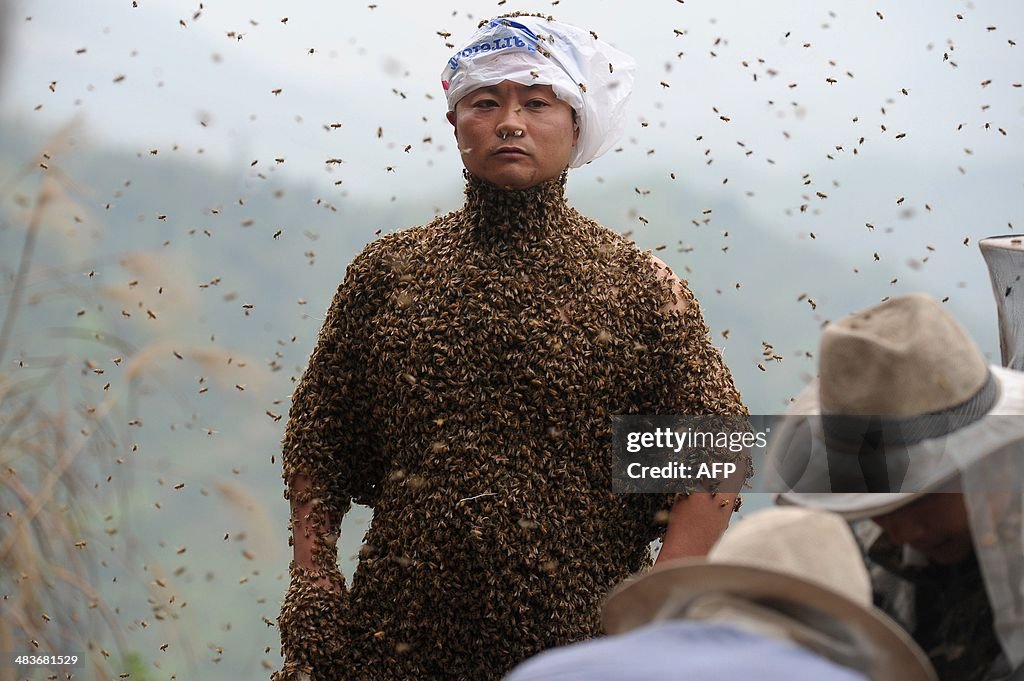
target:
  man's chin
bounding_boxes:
[917,539,975,565]
[473,166,541,190]
[493,175,536,191]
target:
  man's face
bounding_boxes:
[446,80,579,190]
[872,493,975,565]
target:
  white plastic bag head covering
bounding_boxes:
[440,15,636,168]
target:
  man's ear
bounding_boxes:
[572,121,580,146]
[446,110,457,131]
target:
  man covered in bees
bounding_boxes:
[273,13,747,681]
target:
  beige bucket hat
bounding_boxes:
[603,507,937,681]
[765,293,1024,519]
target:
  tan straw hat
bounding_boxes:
[603,507,937,681]
[819,292,990,417]
[766,293,1024,519]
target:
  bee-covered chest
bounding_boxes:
[362,249,652,410]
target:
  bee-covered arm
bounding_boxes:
[272,249,390,681]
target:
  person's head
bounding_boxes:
[446,79,579,189]
[870,489,974,565]
[440,15,636,187]
[766,294,1024,561]
[603,507,938,681]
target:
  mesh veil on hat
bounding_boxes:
[765,292,1024,671]
[440,15,636,168]
[767,293,1024,517]
[603,507,937,681]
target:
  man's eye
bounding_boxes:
[473,100,498,108]
[526,100,549,108]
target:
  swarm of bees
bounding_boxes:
[275,165,746,679]
[7,2,1018,679]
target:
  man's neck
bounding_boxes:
[460,169,569,243]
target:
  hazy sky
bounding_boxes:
[3,0,1022,365]
[3,0,1022,203]
[4,0,1022,379]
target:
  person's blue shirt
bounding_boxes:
[504,620,868,681]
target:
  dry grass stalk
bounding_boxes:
[0,139,198,680]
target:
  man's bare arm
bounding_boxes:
[288,472,344,592]
[649,253,745,563]
[274,471,348,681]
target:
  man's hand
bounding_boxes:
[654,489,737,564]
[654,456,748,565]
[275,561,348,681]
[277,472,348,681]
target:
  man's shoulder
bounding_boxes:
[362,214,455,256]
[347,212,459,274]
[570,210,637,247]
[567,211,660,269]
[573,215,673,272]
[561,212,693,315]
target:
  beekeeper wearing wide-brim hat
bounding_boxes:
[765,293,1024,679]
[506,507,936,681]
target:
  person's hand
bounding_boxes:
[654,489,736,564]
[273,563,347,681]
[654,455,748,564]
[271,661,312,681]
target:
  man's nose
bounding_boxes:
[873,511,925,546]
[496,105,525,136]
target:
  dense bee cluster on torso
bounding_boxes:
[274,169,746,681]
